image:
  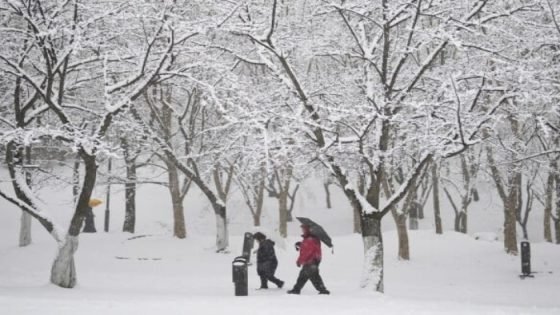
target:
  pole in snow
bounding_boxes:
[104,158,112,232]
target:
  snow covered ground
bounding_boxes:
[0,231,558,315]
[1,169,559,314]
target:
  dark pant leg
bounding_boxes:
[260,260,283,288]
[307,264,327,292]
[292,266,311,291]
[257,262,268,288]
[267,275,283,287]
[263,261,283,287]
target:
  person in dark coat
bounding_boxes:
[254,232,284,289]
[287,225,330,295]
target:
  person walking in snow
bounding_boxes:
[287,224,330,295]
[254,232,284,289]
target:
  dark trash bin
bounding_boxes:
[520,241,532,278]
[232,256,248,296]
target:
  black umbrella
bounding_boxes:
[296,217,333,248]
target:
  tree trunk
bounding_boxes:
[168,164,186,239]
[487,146,519,254]
[389,176,414,261]
[19,145,33,246]
[278,190,289,238]
[6,142,41,243]
[19,212,32,247]
[395,213,409,260]
[408,204,419,230]
[353,204,363,234]
[212,165,233,251]
[50,235,78,288]
[68,155,98,235]
[417,202,425,219]
[324,183,332,209]
[354,174,365,234]
[555,219,560,245]
[504,183,519,255]
[122,157,137,234]
[53,153,98,288]
[215,204,228,252]
[253,214,261,227]
[78,157,95,234]
[543,171,553,243]
[554,175,560,244]
[104,158,112,232]
[521,223,529,241]
[286,184,298,222]
[361,215,384,292]
[159,148,228,252]
[72,158,80,204]
[456,196,468,234]
[457,211,467,234]
[432,164,443,234]
[254,178,265,227]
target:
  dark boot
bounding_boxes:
[287,289,300,294]
[259,276,268,289]
[271,279,284,288]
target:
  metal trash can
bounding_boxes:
[232,256,248,296]
[520,241,532,277]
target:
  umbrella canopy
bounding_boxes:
[88,198,103,208]
[296,217,333,248]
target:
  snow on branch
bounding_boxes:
[344,182,379,215]
[379,153,432,217]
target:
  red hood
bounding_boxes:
[301,225,312,237]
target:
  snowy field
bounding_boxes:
[1,173,559,314]
[0,232,559,315]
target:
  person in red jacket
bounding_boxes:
[287,224,330,295]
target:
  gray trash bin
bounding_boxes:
[232,256,248,296]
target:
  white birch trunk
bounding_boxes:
[360,216,384,292]
[50,235,79,288]
[19,211,32,247]
[361,234,384,293]
[215,213,228,252]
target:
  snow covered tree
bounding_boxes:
[139,86,194,239]
[235,156,267,227]
[265,162,300,237]
[538,0,560,244]
[442,149,482,234]
[0,0,180,287]
[128,52,260,251]
[220,0,539,292]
